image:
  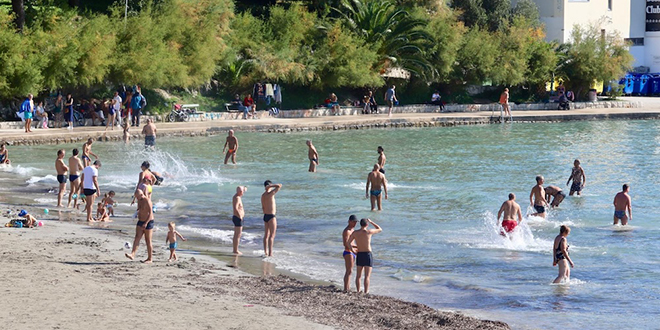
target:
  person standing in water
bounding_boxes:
[347,218,382,294]
[342,215,358,292]
[377,146,386,174]
[567,159,586,196]
[553,225,574,284]
[613,184,632,226]
[55,149,68,208]
[530,175,548,218]
[232,186,247,255]
[545,185,566,208]
[81,138,98,167]
[261,180,282,257]
[67,148,84,208]
[141,118,157,150]
[366,164,388,211]
[307,140,318,172]
[497,193,522,234]
[223,130,239,165]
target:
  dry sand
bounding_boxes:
[0,210,508,330]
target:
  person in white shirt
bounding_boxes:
[110,91,122,129]
[80,160,101,222]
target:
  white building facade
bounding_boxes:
[526,0,655,72]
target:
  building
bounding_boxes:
[524,0,654,72]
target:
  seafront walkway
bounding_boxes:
[0,97,658,145]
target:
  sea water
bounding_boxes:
[10,120,660,329]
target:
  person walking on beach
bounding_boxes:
[0,143,10,164]
[342,215,359,292]
[553,225,574,284]
[232,186,247,255]
[613,184,632,226]
[530,175,548,218]
[55,149,68,208]
[107,91,121,130]
[81,138,98,167]
[125,188,154,263]
[67,149,84,209]
[384,85,397,117]
[142,118,157,150]
[347,218,382,294]
[377,146,386,174]
[366,164,388,211]
[65,93,74,130]
[307,140,318,172]
[223,130,238,165]
[567,159,586,196]
[80,160,101,222]
[497,193,522,234]
[545,185,566,208]
[21,94,34,133]
[499,88,512,122]
[166,222,186,262]
[261,180,282,257]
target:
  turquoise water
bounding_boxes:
[8,120,660,329]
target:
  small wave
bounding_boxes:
[177,224,259,244]
[550,278,587,286]
[27,175,57,186]
[391,269,431,283]
[341,182,441,191]
[256,250,343,283]
[0,165,37,176]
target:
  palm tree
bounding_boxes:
[334,0,434,78]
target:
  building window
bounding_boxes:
[625,38,645,46]
[608,0,612,10]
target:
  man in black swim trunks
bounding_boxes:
[55,149,69,208]
[377,146,386,174]
[232,186,247,255]
[545,185,566,208]
[347,218,382,294]
[125,188,154,263]
[80,160,101,222]
[530,175,548,218]
[261,180,282,257]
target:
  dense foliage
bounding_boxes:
[0,0,634,110]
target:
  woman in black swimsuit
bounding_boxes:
[553,225,574,283]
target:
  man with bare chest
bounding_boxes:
[530,175,548,218]
[498,193,522,234]
[223,130,239,164]
[366,164,388,211]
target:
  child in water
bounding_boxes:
[166,222,187,262]
[123,122,130,144]
[95,202,110,222]
[553,225,574,283]
[104,191,116,216]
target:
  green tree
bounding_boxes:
[556,24,634,98]
[421,6,464,81]
[335,0,433,78]
[0,11,43,98]
[512,0,540,25]
[453,26,498,84]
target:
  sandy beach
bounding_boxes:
[0,195,508,329]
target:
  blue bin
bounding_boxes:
[633,74,650,95]
[623,74,635,95]
[650,75,660,95]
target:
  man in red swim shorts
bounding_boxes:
[497,193,523,235]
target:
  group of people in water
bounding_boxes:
[496,159,633,283]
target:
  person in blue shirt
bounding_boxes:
[21,94,34,133]
[130,89,145,127]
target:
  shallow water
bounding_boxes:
[9,120,660,329]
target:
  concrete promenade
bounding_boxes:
[1,98,658,145]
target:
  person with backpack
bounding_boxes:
[131,89,146,127]
[20,94,34,133]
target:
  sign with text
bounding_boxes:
[648,0,660,31]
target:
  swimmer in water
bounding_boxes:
[366,164,388,211]
[497,193,522,235]
[613,184,632,226]
[553,225,574,283]
[223,130,238,165]
[545,185,566,208]
[567,159,586,196]
[307,140,318,172]
[530,175,548,218]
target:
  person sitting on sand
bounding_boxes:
[613,184,632,226]
[223,130,239,165]
[18,210,37,228]
[55,149,69,208]
[125,188,154,263]
[497,193,522,235]
[342,215,359,292]
[529,175,548,218]
[553,225,574,284]
[0,143,11,164]
[545,185,566,208]
[166,222,187,262]
[261,180,282,257]
[347,218,382,294]
[307,140,318,172]
[366,164,388,211]
[232,186,247,255]
[567,159,586,196]
[96,202,110,222]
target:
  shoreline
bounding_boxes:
[0,104,659,145]
[0,172,509,330]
